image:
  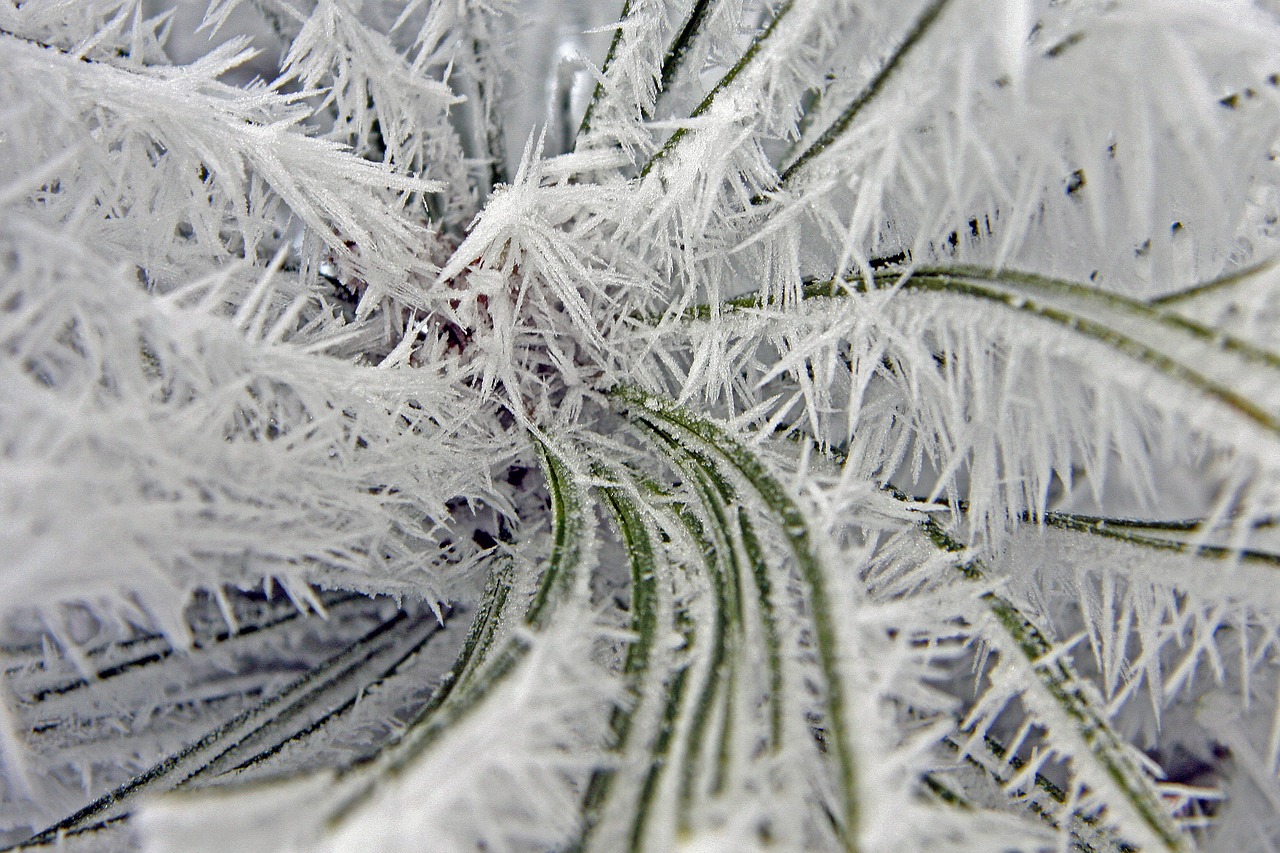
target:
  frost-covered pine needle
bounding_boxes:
[3,1,1280,851]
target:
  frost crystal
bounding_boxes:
[3,1,1280,851]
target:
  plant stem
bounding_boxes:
[777,0,951,187]
[640,0,796,178]
[616,386,861,852]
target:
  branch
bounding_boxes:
[882,485,1189,851]
[776,0,951,187]
[615,386,862,852]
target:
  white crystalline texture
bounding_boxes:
[2,1,1280,851]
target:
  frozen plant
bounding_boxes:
[3,0,1280,850]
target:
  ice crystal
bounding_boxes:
[3,1,1280,851]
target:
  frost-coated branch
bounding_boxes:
[4,1,1280,850]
